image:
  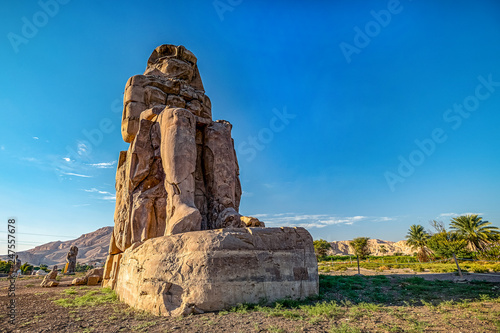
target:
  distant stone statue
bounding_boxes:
[40,265,59,287]
[66,246,78,274]
[8,255,22,277]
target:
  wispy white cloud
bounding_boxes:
[84,188,113,195]
[438,213,457,218]
[21,157,39,162]
[62,172,92,178]
[373,216,395,222]
[63,157,71,162]
[77,142,88,156]
[87,161,117,169]
[33,136,39,140]
[252,213,396,229]
[437,212,483,219]
[83,188,116,201]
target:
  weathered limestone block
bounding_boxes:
[240,216,266,227]
[111,227,318,316]
[72,277,87,286]
[103,253,122,289]
[40,266,59,287]
[71,267,104,286]
[87,275,100,286]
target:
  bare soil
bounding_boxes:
[1,272,499,333]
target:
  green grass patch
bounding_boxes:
[62,287,78,295]
[329,323,361,333]
[53,287,117,307]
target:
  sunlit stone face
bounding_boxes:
[155,57,194,81]
[145,44,197,81]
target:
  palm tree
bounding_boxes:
[450,215,500,252]
[405,224,431,262]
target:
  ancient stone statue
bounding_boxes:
[8,255,21,277]
[40,265,59,287]
[66,245,78,274]
[103,45,317,316]
[107,44,263,257]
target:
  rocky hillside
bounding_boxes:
[328,239,413,256]
[1,227,113,266]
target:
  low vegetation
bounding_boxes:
[318,256,500,274]
[53,287,117,307]
[218,274,500,332]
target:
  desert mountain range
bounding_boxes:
[2,227,414,266]
[1,227,113,267]
[328,239,413,256]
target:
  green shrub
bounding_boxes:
[468,264,489,273]
[488,263,500,272]
[332,265,348,272]
[413,265,425,272]
[0,260,12,273]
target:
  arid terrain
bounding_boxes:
[0,227,112,267]
[1,269,499,333]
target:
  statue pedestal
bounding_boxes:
[103,227,319,316]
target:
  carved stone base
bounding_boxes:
[102,227,318,316]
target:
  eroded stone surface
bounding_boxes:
[71,267,104,286]
[108,44,244,260]
[104,44,318,314]
[40,266,59,287]
[65,245,78,274]
[109,228,318,316]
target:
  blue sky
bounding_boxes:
[1,0,500,252]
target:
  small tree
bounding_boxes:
[427,231,469,279]
[313,239,331,260]
[0,260,12,274]
[75,262,94,272]
[349,237,371,275]
[406,224,431,262]
[20,263,33,275]
[427,232,470,258]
